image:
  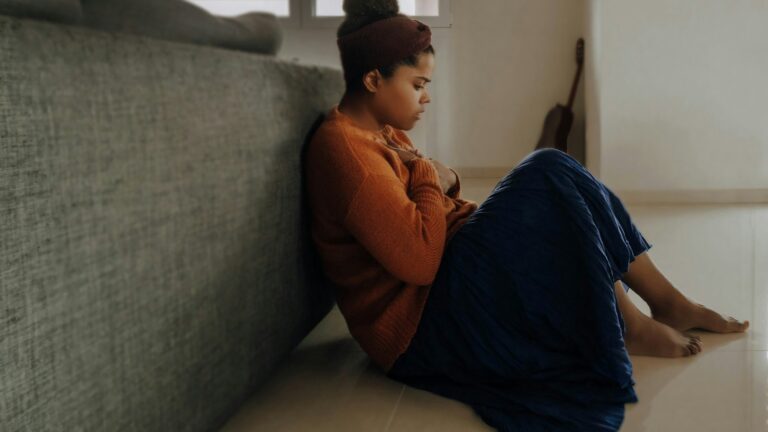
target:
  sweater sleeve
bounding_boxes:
[343,157,447,286]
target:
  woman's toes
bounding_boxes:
[684,333,703,354]
[691,339,702,353]
[685,339,701,355]
[726,317,749,332]
[625,316,706,358]
[687,340,701,355]
[721,316,747,332]
[686,303,750,333]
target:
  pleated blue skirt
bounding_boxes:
[385,148,653,431]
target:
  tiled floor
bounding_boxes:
[220,177,768,432]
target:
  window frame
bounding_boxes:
[276,0,302,29]
[275,0,452,29]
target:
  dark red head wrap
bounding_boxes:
[337,15,432,84]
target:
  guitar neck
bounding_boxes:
[566,63,584,110]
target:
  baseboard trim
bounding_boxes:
[609,189,768,205]
[454,166,768,204]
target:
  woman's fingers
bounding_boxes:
[396,149,419,163]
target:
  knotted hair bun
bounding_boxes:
[343,0,400,18]
[338,0,405,38]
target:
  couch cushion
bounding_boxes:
[0,0,82,24]
[80,0,282,55]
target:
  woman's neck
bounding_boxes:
[338,93,387,133]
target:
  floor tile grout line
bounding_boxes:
[381,384,406,432]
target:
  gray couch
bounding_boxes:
[1,13,342,431]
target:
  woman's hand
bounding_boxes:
[389,146,422,164]
[427,158,458,194]
[388,145,456,194]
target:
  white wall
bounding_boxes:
[447,0,586,171]
[583,0,603,178]
[278,0,588,173]
[590,0,768,192]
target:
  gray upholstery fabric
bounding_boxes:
[80,0,283,55]
[0,14,341,432]
[0,0,82,24]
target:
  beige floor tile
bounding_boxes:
[621,204,754,320]
[384,386,493,432]
[295,304,362,353]
[623,350,768,431]
[219,339,402,432]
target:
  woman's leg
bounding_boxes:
[579,160,752,335]
[621,251,750,333]
[613,280,702,357]
[621,252,684,311]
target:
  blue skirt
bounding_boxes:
[385,148,653,431]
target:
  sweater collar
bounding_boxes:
[328,104,395,143]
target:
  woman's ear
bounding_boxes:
[362,70,382,93]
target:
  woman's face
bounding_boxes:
[366,52,434,130]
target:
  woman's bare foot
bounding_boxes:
[650,296,750,333]
[624,312,703,357]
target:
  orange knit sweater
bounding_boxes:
[304,104,479,372]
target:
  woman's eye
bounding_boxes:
[415,85,424,90]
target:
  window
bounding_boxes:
[314,0,440,17]
[308,0,451,28]
[186,0,451,29]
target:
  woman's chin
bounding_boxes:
[390,117,420,130]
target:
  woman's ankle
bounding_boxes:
[647,291,692,317]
